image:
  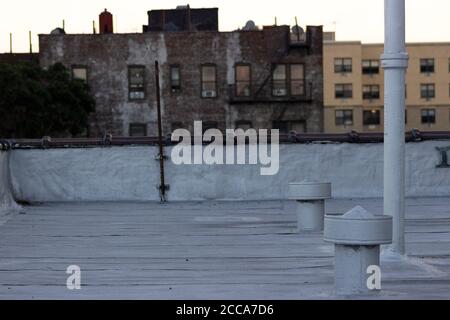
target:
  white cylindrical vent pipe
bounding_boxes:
[381,0,408,255]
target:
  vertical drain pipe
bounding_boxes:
[155,61,168,202]
[381,0,408,255]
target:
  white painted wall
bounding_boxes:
[0,151,20,218]
[7,140,450,202]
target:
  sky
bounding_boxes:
[1,0,450,53]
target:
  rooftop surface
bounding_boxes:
[0,198,449,299]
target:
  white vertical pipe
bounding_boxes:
[381,0,408,255]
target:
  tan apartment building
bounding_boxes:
[324,40,450,133]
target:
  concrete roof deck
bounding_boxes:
[0,198,449,299]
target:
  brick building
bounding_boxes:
[38,8,324,137]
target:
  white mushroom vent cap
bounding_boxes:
[288,182,331,200]
[324,206,393,245]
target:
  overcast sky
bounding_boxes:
[1,0,449,53]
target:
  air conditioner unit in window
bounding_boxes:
[273,88,287,96]
[202,90,217,98]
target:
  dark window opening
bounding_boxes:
[421,109,436,124]
[420,58,435,73]
[272,64,288,96]
[362,60,379,75]
[334,58,352,73]
[170,65,181,90]
[129,123,147,137]
[335,110,353,126]
[235,64,251,97]
[363,85,380,100]
[421,83,435,99]
[335,84,353,99]
[290,64,305,96]
[363,110,381,126]
[201,65,217,98]
[129,66,146,100]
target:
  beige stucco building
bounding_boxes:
[324,39,450,133]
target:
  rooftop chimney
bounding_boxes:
[99,9,113,34]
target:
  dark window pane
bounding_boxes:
[421,84,435,99]
[362,60,379,74]
[420,59,435,73]
[335,84,353,98]
[129,66,145,100]
[201,65,217,98]
[129,123,147,137]
[235,65,251,97]
[335,110,353,126]
[363,85,380,100]
[290,64,305,96]
[334,58,352,73]
[272,64,287,96]
[363,110,381,125]
[421,109,436,124]
[170,65,180,89]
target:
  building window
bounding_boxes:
[290,64,305,96]
[272,64,288,96]
[235,120,253,130]
[201,65,217,98]
[335,110,353,126]
[170,65,181,90]
[334,58,352,73]
[362,60,379,75]
[128,66,146,100]
[335,84,353,99]
[421,109,436,124]
[421,83,435,99]
[72,66,88,83]
[129,123,147,137]
[420,58,435,73]
[363,85,380,100]
[272,120,306,134]
[363,110,381,126]
[235,64,251,97]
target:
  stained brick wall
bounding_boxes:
[39,25,323,137]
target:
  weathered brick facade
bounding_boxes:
[39,25,324,137]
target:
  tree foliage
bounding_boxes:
[0,62,95,138]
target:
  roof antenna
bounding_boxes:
[295,16,300,42]
[62,19,66,31]
[9,33,12,54]
[29,31,32,53]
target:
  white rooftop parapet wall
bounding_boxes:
[8,140,450,202]
[0,150,20,219]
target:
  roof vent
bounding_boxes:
[243,20,258,31]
